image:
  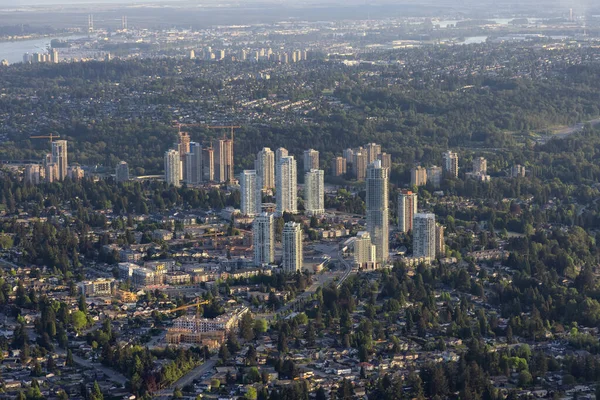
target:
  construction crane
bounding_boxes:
[172,122,204,134]
[30,133,61,144]
[165,299,210,317]
[207,125,241,141]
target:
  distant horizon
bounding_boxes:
[0,0,595,8]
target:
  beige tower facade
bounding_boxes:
[398,190,418,233]
[255,147,275,190]
[51,140,68,181]
[215,139,234,182]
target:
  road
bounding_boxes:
[150,242,355,397]
[154,357,217,398]
[51,342,128,386]
[256,246,355,321]
[27,327,129,386]
[0,258,20,269]
[335,250,354,289]
[70,352,128,386]
[540,118,600,143]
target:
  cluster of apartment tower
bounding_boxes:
[23,49,60,64]
[164,131,234,187]
[24,140,133,185]
[20,131,530,273]
[392,189,445,262]
[251,149,394,271]
[350,159,444,270]
[249,147,324,273]
[21,133,526,271]
[190,47,309,64]
[162,138,454,270]
[330,143,392,180]
[409,150,459,187]
[410,151,525,186]
[23,140,85,185]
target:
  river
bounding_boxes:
[0,37,54,64]
[435,17,547,28]
[0,35,86,64]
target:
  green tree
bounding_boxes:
[46,355,56,373]
[90,381,104,400]
[518,371,532,387]
[66,349,74,367]
[26,379,43,400]
[337,379,354,400]
[172,388,182,399]
[239,312,255,340]
[245,387,257,400]
[245,345,257,366]
[218,343,230,362]
[305,321,316,347]
[0,233,14,249]
[31,361,43,377]
[253,319,268,336]
[78,294,88,314]
[71,310,87,332]
[246,367,261,383]
[315,387,327,400]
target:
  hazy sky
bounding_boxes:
[0,0,587,5]
[0,0,595,16]
[0,0,594,5]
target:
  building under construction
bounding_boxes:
[166,306,248,348]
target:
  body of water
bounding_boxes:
[436,17,546,28]
[461,36,488,44]
[0,35,86,64]
[0,37,54,64]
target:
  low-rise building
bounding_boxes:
[118,262,139,280]
[165,272,191,285]
[144,259,177,272]
[166,307,249,347]
[132,267,163,287]
[152,229,173,241]
[119,249,142,263]
[78,279,116,297]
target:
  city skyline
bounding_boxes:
[0,5,598,399]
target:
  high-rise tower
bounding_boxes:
[443,151,459,178]
[282,222,303,273]
[305,169,324,216]
[366,160,389,264]
[303,149,319,172]
[253,213,275,266]
[185,142,203,185]
[115,161,129,183]
[365,143,382,165]
[398,190,418,233]
[240,170,258,217]
[276,156,297,215]
[202,147,214,181]
[51,140,68,181]
[215,139,234,182]
[413,213,436,260]
[164,149,182,187]
[255,147,275,190]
